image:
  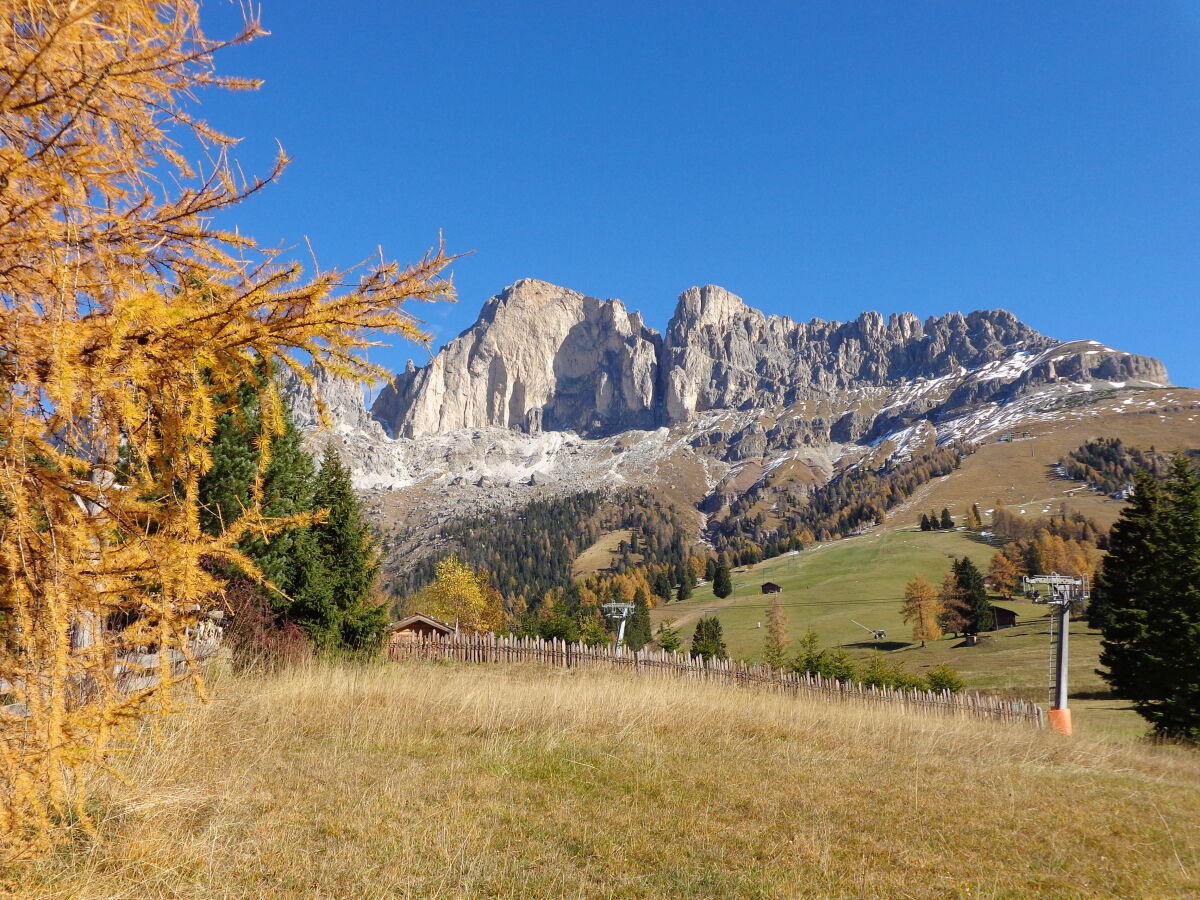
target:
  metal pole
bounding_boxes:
[616,616,628,646]
[1054,601,1069,711]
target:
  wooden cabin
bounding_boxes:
[760,582,782,595]
[387,613,454,649]
[991,606,1019,630]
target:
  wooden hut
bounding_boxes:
[991,606,1019,630]
[760,582,782,595]
[387,613,454,649]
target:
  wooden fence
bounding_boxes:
[388,633,1046,729]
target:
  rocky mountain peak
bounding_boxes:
[356,279,1169,445]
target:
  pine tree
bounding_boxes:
[705,557,718,582]
[677,574,693,602]
[1098,460,1200,740]
[940,508,954,530]
[762,595,789,668]
[901,574,943,647]
[920,513,931,532]
[307,446,385,651]
[953,557,993,634]
[655,620,682,652]
[690,615,728,661]
[713,564,733,599]
[625,588,652,651]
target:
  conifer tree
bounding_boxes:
[655,620,682,653]
[0,1,454,853]
[967,503,983,530]
[762,595,790,668]
[953,557,993,634]
[920,513,931,532]
[940,508,955,530]
[988,552,1019,599]
[625,588,652,650]
[938,572,969,636]
[713,564,733,599]
[901,574,943,647]
[690,615,728,661]
[676,576,693,602]
[705,557,718,581]
[306,446,385,651]
[1098,460,1200,740]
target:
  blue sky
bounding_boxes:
[198,1,1200,387]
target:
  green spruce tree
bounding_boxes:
[712,563,733,599]
[624,588,652,651]
[690,615,728,661]
[952,556,993,634]
[1098,460,1200,740]
[940,508,954,530]
[307,445,385,652]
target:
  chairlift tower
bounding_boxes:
[601,601,636,648]
[1022,573,1089,735]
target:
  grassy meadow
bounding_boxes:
[650,528,1148,738]
[10,661,1200,899]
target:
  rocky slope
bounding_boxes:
[285,279,1179,563]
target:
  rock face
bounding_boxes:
[659,286,1056,421]
[372,279,661,438]
[369,280,1170,442]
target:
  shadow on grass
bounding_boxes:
[844,640,910,652]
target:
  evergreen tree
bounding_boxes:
[940,508,954,530]
[676,576,693,602]
[690,615,728,661]
[1098,460,1200,740]
[952,557,993,634]
[306,445,385,652]
[712,564,733,599]
[762,595,789,668]
[625,588,652,650]
[705,557,717,582]
[655,620,682,653]
[919,513,931,532]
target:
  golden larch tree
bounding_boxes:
[901,575,943,647]
[0,2,453,857]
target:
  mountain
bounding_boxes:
[283,279,1189,580]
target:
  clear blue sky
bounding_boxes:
[198,1,1200,387]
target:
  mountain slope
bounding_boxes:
[282,279,1189,580]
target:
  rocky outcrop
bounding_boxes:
[658,286,1058,422]
[372,279,661,438]
[320,279,1169,455]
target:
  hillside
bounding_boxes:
[650,528,1143,737]
[16,663,1199,898]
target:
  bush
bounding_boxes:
[925,663,966,694]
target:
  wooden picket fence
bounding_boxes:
[388,633,1046,729]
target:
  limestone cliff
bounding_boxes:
[372,279,661,438]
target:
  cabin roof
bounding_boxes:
[388,612,454,633]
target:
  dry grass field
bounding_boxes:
[9,661,1200,899]
[571,529,641,579]
[890,394,1200,530]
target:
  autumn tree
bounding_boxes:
[414,556,507,634]
[988,552,1019,599]
[938,572,969,637]
[0,2,454,855]
[762,595,789,668]
[901,575,943,647]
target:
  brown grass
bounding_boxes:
[571,529,641,578]
[8,661,1200,899]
